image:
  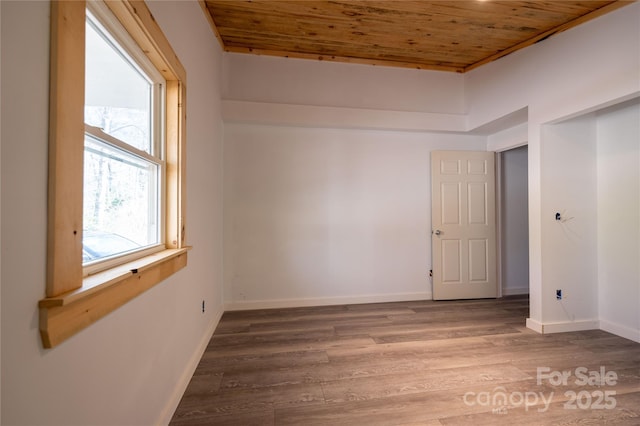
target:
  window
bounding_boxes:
[39,0,188,349]
[83,8,164,272]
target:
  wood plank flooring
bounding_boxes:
[170,296,640,425]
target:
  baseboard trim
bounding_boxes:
[599,319,640,343]
[526,318,543,333]
[156,304,223,426]
[528,319,600,334]
[224,292,432,311]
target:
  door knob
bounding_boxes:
[433,229,442,236]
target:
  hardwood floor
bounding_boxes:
[170,296,640,425]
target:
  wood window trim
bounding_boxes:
[40,0,188,349]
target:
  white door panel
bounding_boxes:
[432,151,497,300]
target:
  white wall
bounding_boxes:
[540,116,599,330]
[465,2,640,331]
[597,100,640,342]
[221,54,468,133]
[224,124,486,308]
[501,146,529,296]
[0,1,224,425]
[223,53,465,114]
[533,99,640,339]
[221,3,640,326]
[221,24,481,309]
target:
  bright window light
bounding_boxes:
[83,11,164,267]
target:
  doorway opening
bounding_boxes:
[499,145,529,296]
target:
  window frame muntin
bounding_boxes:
[40,0,188,349]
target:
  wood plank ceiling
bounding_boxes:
[201,0,632,72]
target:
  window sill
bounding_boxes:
[39,247,189,348]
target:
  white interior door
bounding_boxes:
[432,151,497,300]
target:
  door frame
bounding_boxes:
[496,153,504,298]
[494,143,530,298]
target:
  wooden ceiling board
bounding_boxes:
[202,0,633,72]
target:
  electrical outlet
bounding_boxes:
[556,289,562,300]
